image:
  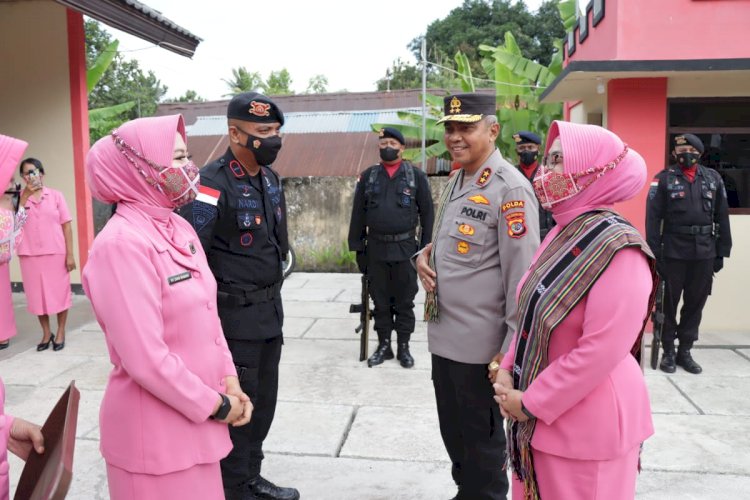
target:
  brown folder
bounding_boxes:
[14,382,80,500]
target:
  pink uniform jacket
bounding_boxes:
[501,229,654,461]
[82,204,237,475]
[16,187,70,256]
[0,380,14,500]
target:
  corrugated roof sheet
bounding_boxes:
[186,108,422,136]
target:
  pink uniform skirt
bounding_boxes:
[511,444,640,500]
[18,254,71,315]
[0,263,16,341]
[106,462,224,500]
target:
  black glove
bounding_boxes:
[713,257,724,273]
[356,251,367,274]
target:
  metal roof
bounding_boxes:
[55,0,201,57]
[186,108,423,136]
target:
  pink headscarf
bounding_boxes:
[544,121,647,226]
[0,133,28,188]
[86,115,195,256]
[86,115,186,207]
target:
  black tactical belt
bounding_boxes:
[368,230,416,242]
[665,224,713,235]
[217,281,282,307]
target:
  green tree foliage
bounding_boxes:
[223,67,264,96]
[409,0,565,72]
[265,69,293,95]
[85,20,168,123]
[375,58,459,91]
[306,74,329,94]
[167,90,206,103]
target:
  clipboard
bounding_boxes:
[14,382,80,500]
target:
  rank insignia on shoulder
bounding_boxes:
[501,200,525,212]
[168,271,191,285]
[458,223,475,236]
[505,212,527,239]
[196,185,221,206]
[457,241,470,254]
[468,194,490,205]
[229,160,246,178]
[476,168,492,187]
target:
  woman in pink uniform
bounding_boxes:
[0,134,29,350]
[495,121,657,500]
[17,158,75,351]
[82,114,252,500]
[0,134,45,500]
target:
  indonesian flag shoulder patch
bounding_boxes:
[196,185,221,206]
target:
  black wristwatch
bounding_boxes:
[521,400,535,419]
[211,393,231,420]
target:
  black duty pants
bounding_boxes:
[432,354,508,500]
[662,257,714,349]
[221,336,282,489]
[368,259,418,343]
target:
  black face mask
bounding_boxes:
[676,152,700,168]
[379,147,400,163]
[519,150,538,167]
[243,133,282,166]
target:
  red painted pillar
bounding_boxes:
[66,9,93,270]
[606,78,668,235]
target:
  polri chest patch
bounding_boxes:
[460,206,489,222]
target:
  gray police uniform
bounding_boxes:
[428,149,539,500]
[429,149,540,363]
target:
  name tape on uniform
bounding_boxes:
[168,271,192,285]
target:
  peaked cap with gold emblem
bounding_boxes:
[436,93,496,124]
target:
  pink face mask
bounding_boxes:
[533,145,629,209]
[112,131,200,208]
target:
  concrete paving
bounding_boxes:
[2,272,750,499]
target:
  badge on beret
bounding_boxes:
[675,135,687,145]
[379,129,385,137]
[505,212,527,239]
[513,134,522,143]
[449,96,462,115]
[249,101,271,117]
[457,241,470,254]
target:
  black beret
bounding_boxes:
[227,92,285,126]
[513,131,541,145]
[437,93,496,124]
[378,127,405,145]
[673,134,704,154]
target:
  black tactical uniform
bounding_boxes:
[181,92,298,500]
[646,134,732,375]
[348,129,434,368]
[512,131,555,239]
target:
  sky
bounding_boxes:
[106,0,551,101]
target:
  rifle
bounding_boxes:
[349,273,371,361]
[650,279,666,370]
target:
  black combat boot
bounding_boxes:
[367,340,394,367]
[676,346,703,374]
[660,346,676,373]
[247,475,300,500]
[397,342,414,368]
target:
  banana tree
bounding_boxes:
[87,40,136,142]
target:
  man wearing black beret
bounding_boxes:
[513,130,555,239]
[348,127,434,368]
[646,133,732,375]
[182,92,299,500]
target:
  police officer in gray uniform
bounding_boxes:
[181,92,299,500]
[646,133,732,375]
[416,94,540,500]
